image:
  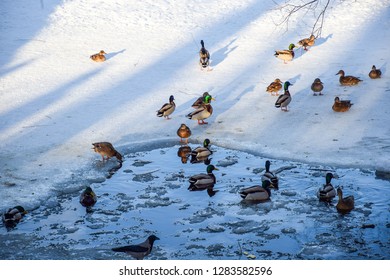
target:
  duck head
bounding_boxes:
[284,81,293,90]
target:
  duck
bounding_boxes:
[92,142,123,162]
[261,160,279,189]
[2,206,27,229]
[177,145,192,164]
[240,180,272,202]
[79,186,97,212]
[199,40,210,69]
[275,81,292,111]
[112,235,160,260]
[266,79,283,96]
[317,173,336,201]
[336,70,362,86]
[90,50,106,62]
[332,96,353,112]
[311,78,324,96]
[191,139,212,158]
[177,124,191,143]
[298,34,315,51]
[274,43,296,63]
[186,94,214,125]
[157,95,175,119]
[336,187,355,213]
[192,92,210,108]
[188,164,218,189]
[368,65,382,79]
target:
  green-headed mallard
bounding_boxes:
[112,235,160,260]
[186,94,214,125]
[2,206,27,229]
[177,145,192,164]
[368,65,382,79]
[190,139,213,164]
[275,81,292,111]
[298,34,315,51]
[177,123,191,143]
[199,40,210,69]
[240,180,272,202]
[336,70,362,86]
[157,95,175,119]
[80,186,97,212]
[311,78,324,96]
[188,164,218,189]
[336,187,354,213]
[261,160,279,189]
[332,96,353,112]
[317,173,336,201]
[192,92,210,108]
[92,142,123,162]
[90,50,106,62]
[266,78,283,96]
[274,43,296,63]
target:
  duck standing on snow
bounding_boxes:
[92,142,123,162]
[177,123,192,143]
[368,65,382,79]
[336,187,355,213]
[188,164,218,190]
[332,96,353,112]
[186,94,214,125]
[275,81,292,111]
[2,206,27,229]
[80,186,97,212]
[311,78,324,96]
[90,50,107,62]
[112,235,160,260]
[336,70,362,86]
[261,160,279,189]
[156,95,175,119]
[240,180,272,203]
[199,40,210,69]
[317,173,336,201]
[266,78,283,96]
[298,34,315,51]
[274,43,296,63]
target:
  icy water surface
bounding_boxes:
[1,142,390,260]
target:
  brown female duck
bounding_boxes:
[336,187,355,213]
[332,97,353,112]
[298,34,315,51]
[90,50,107,62]
[368,65,381,79]
[311,78,324,96]
[92,142,123,162]
[336,70,362,86]
[266,79,283,96]
[177,124,191,143]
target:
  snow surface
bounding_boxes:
[0,0,390,259]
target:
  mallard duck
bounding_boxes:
[240,180,272,202]
[261,160,279,189]
[336,187,354,213]
[79,186,97,212]
[192,92,210,108]
[317,173,336,201]
[177,145,192,164]
[199,40,210,69]
[274,43,296,63]
[298,34,315,51]
[177,123,191,143]
[336,70,362,86]
[275,81,292,111]
[311,78,324,96]
[266,78,283,96]
[112,235,160,260]
[368,65,382,79]
[188,164,218,189]
[157,95,175,119]
[186,94,214,125]
[191,139,212,158]
[2,206,27,229]
[332,96,353,112]
[92,142,123,162]
[90,50,106,62]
